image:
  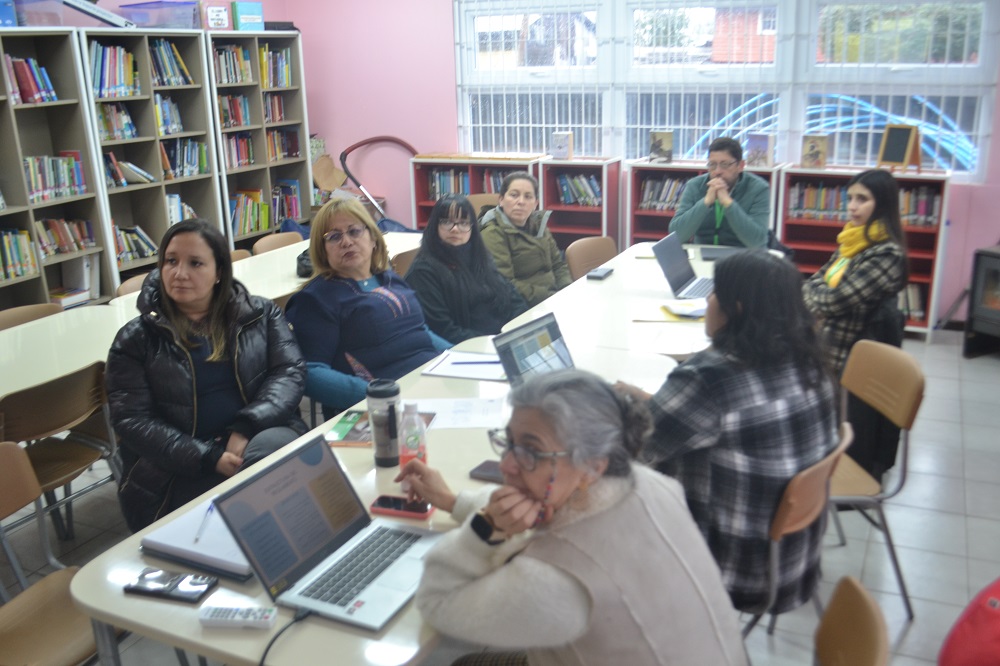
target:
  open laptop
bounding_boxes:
[214,435,441,631]
[652,232,714,299]
[492,312,574,386]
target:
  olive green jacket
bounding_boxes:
[480,207,571,307]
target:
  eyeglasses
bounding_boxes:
[444,219,473,231]
[488,429,570,472]
[706,159,739,171]
[323,227,367,244]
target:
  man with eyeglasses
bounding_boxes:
[669,136,771,248]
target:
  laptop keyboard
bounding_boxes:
[302,527,419,606]
[682,278,713,299]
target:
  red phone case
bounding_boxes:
[369,495,434,520]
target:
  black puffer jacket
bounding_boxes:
[107,271,307,530]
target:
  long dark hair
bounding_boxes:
[158,218,234,360]
[711,251,829,386]
[848,169,907,247]
[420,194,517,310]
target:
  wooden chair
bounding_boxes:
[0,302,62,331]
[565,236,618,281]
[466,192,499,219]
[0,442,98,663]
[116,272,149,297]
[828,339,924,620]
[0,361,121,547]
[815,576,889,666]
[391,247,420,276]
[231,248,252,262]
[252,231,302,255]
[742,422,854,637]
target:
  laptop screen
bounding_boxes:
[215,436,371,599]
[652,232,697,294]
[492,313,574,386]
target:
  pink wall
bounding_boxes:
[284,0,458,227]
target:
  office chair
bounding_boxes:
[231,248,252,262]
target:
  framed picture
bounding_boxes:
[877,125,920,170]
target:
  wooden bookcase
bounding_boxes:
[206,30,312,249]
[776,166,950,335]
[0,28,114,310]
[538,157,621,249]
[79,28,225,284]
[409,153,544,230]
[624,159,782,246]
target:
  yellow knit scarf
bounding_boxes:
[824,221,889,288]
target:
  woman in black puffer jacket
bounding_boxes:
[107,219,307,532]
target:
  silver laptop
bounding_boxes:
[652,232,714,299]
[492,313,574,386]
[214,435,441,631]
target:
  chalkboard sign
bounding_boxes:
[877,125,920,169]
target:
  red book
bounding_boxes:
[12,58,42,104]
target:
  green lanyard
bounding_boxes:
[714,201,725,245]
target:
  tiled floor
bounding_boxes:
[2,330,997,664]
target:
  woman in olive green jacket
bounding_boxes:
[480,172,571,307]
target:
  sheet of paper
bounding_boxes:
[663,298,707,318]
[422,350,506,381]
[415,397,506,430]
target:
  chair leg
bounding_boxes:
[0,525,31,591]
[766,612,779,635]
[63,482,76,540]
[812,590,824,617]
[34,498,66,570]
[742,613,763,637]
[43,489,71,541]
[174,648,191,666]
[875,504,915,620]
[829,505,847,546]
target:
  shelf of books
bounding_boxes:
[776,166,950,335]
[538,157,621,250]
[1,29,114,311]
[624,159,783,246]
[409,153,544,229]
[207,31,311,248]
[79,28,225,283]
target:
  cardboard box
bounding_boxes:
[231,1,262,30]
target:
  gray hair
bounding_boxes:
[508,369,650,477]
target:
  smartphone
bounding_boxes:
[370,495,434,520]
[586,267,614,280]
[123,568,218,603]
[469,459,504,484]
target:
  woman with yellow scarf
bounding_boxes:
[803,168,907,477]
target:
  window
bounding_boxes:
[455,0,996,176]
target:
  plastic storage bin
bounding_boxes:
[13,0,63,26]
[119,1,199,29]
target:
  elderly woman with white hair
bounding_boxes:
[396,369,748,666]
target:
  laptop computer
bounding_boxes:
[214,435,441,631]
[699,245,743,262]
[652,232,714,299]
[492,312,574,386]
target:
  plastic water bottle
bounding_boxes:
[399,402,427,468]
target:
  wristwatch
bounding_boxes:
[470,510,505,545]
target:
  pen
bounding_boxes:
[453,361,502,365]
[194,503,214,543]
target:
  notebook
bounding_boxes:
[214,435,441,631]
[652,232,714,299]
[492,313,574,386]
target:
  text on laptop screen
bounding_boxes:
[492,313,574,386]
[215,437,369,597]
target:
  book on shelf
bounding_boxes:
[97,102,138,141]
[266,128,300,161]
[0,229,39,280]
[48,287,91,309]
[8,55,57,104]
[35,218,96,256]
[900,284,925,321]
[258,42,291,87]
[166,194,198,225]
[154,93,185,136]
[555,173,600,206]
[149,39,194,87]
[104,152,127,188]
[2,54,20,104]
[117,160,157,185]
[233,1,265,31]
[230,189,270,235]
[161,138,209,179]
[224,131,255,168]
[801,135,829,169]
[273,179,302,221]
[218,93,251,127]
[745,133,775,167]
[113,224,158,265]
[649,130,674,163]
[23,155,87,203]
[639,176,690,211]
[428,168,470,200]
[213,44,253,84]
[88,42,139,98]
[0,187,5,210]
[263,92,285,123]
[62,254,101,300]
[549,131,574,160]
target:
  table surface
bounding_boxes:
[65,240,714,666]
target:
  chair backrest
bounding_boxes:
[815,576,889,666]
[0,441,43,522]
[841,339,924,430]
[0,303,62,331]
[0,362,108,443]
[116,272,149,297]
[466,193,499,218]
[565,236,618,281]
[231,248,252,262]
[252,231,302,255]
[770,422,854,541]
[391,248,420,276]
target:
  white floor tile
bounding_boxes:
[966,516,1000,563]
[870,505,967,557]
[862,546,969,607]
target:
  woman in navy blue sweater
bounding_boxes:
[285,199,449,418]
